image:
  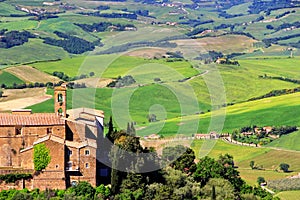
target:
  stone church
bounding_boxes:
[0,85,109,190]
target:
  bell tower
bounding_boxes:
[54,84,67,117]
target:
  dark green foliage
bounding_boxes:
[260,74,300,84]
[248,0,294,14]
[33,143,51,171]
[52,71,93,82]
[76,22,136,32]
[279,163,290,172]
[0,30,35,48]
[107,75,136,88]
[67,181,95,199]
[78,11,137,19]
[232,125,297,145]
[0,173,32,183]
[262,33,300,47]
[257,177,265,185]
[162,145,196,173]
[249,86,300,101]
[11,192,33,200]
[95,184,111,199]
[43,31,99,54]
[193,154,244,191]
[250,161,255,169]
[211,185,216,200]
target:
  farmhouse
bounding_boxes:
[0,85,109,190]
[194,132,219,139]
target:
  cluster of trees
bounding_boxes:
[0,30,35,48]
[232,125,297,145]
[107,75,136,88]
[79,11,138,20]
[185,27,208,37]
[134,9,150,17]
[29,14,59,21]
[75,22,136,32]
[165,51,184,59]
[248,87,300,101]
[259,74,300,84]
[1,82,50,90]
[104,118,277,199]
[195,50,224,64]
[43,31,100,54]
[262,33,300,47]
[96,5,110,10]
[218,11,243,19]
[275,10,295,19]
[271,126,297,136]
[0,117,279,199]
[273,21,300,32]
[181,19,214,28]
[268,177,300,191]
[250,160,264,170]
[52,71,95,82]
[216,58,240,65]
[0,81,86,90]
[248,0,295,14]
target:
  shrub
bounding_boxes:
[33,143,51,171]
[279,163,290,172]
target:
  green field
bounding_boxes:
[0,39,68,65]
[32,55,199,79]
[29,56,300,136]
[275,190,300,200]
[191,140,300,186]
[266,131,300,151]
[0,2,27,16]
[0,71,24,85]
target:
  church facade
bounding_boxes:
[0,85,108,190]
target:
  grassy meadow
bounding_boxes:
[191,140,300,186]
[0,70,24,85]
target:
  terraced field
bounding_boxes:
[5,65,60,83]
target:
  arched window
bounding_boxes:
[58,108,63,116]
[57,93,63,103]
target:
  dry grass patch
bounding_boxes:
[5,65,60,83]
[173,35,257,54]
[0,88,51,111]
[125,48,168,59]
[74,78,114,88]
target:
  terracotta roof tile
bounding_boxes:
[0,113,65,126]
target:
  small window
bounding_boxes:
[56,164,59,169]
[67,161,72,170]
[47,128,52,134]
[85,150,90,155]
[16,127,22,135]
[71,181,77,186]
[85,163,89,168]
[58,93,63,103]
[68,150,72,156]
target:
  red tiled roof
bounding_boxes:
[0,113,65,126]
